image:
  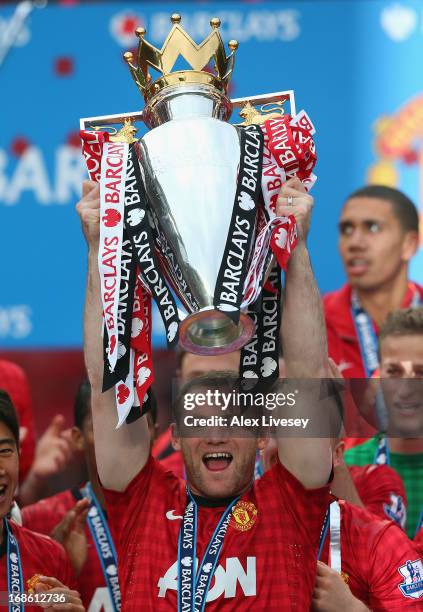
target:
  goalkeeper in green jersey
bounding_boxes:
[345,307,423,539]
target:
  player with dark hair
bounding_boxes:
[77,176,335,610]
[0,390,84,610]
[324,184,421,379]
[345,307,423,540]
[22,380,122,612]
[0,361,36,484]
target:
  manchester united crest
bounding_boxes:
[230,501,258,532]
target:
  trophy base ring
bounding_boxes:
[178,309,255,356]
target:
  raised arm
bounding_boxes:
[77,180,150,491]
[275,178,333,488]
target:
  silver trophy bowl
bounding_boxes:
[137,83,255,355]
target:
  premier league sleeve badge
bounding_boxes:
[398,559,423,599]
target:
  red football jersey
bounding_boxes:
[0,360,36,483]
[350,464,407,529]
[22,488,113,611]
[0,521,74,609]
[320,501,422,610]
[160,450,184,479]
[323,282,423,379]
[103,455,329,611]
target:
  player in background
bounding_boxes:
[0,389,84,610]
[345,307,423,539]
[0,359,76,507]
[324,185,421,379]
[261,436,422,609]
[22,380,126,612]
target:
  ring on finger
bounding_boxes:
[287,195,294,206]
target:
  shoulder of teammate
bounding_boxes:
[344,436,379,466]
[340,503,406,581]
[257,458,331,520]
[364,516,423,609]
[13,523,77,588]
[102,454,186,534]
[341,503,421,608]
[22,489,76,534]
[350,464,407,527]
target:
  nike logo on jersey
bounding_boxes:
[165,510,183,521]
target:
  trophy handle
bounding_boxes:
[79,89,296,133]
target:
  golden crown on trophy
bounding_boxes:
[124,14,238,101]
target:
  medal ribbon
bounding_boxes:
[373,434,390,466]
[177,491,240,612]
[214,124,264,324]
[80,484,121,611]
[415,511,423,538]
[328,501,342,573]
[351,290,380,378]
[5,518,24,612]
[317,501,342,574]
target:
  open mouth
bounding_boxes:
[0,484,8,502]
[395,403,421,414]
[346,258,369,275]
[202,452,233,472]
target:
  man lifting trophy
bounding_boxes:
[80,14,317,423]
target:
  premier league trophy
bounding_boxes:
[80,14,317,423]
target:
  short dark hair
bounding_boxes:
[74,380,91,430]
[345,185,419,233]
[0,390,20,449]
[379,307,423,344]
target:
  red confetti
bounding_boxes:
[121,16,139,35]
[402,149,418,165]
[54,57,74,76]
[66,131,81,148]
[10,137,30,157]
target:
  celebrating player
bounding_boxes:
[77,177,334,609]
[324,185,421,379]
[153,350,241,478]
[0,390,84,610]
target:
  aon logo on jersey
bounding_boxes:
[158,557,256,601]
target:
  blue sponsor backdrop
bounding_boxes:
[0,0,422,348]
